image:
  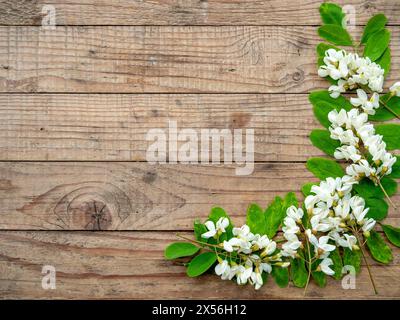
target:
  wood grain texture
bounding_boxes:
[1,26,400,93]
[0,93,321,161]
[0,231,399,299]
[0,162,398,230]
[0,0,399,26]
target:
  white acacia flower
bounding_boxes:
[235,265,253,285]
[260,263,272,274]
[250,270,263,290]
[337,234,357,250]
[361,218,376,233]
[201,218,229,239]
[306,231,336,256]
[281,233,302,258]
[350,89,379,115]
[390,81,400,96]
[223,237,252,254]
[282,217,300,235]
[329,80,347,98]
[251,235,277,255]
[215,259,231,279]
[351,202,370,223]
[233,224,255,242]
[346,160,375,179]
[334,145,362,162]
[311,215,331,233]
[319,258,335,276]
[334,199,350,219]
[286,206,304,222]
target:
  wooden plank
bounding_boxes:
[0,162,398,230]
[0,0,399,26]
[0,231,399,299]
[1,26,399,93]
[0,93,321,161]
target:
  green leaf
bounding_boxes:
[208,207,228,223]
[366,230,393,264]
[364,29,390,61]
[330,247,343,280]
[375,123,400,150]
[317,43,340,57]
[165,242,200,260]
[365,197,388,221]
[301,182,318,197]
[309,90,351,107]
[389,156,400,178]
[376,47,391,76]
[312,271,327,287]
[194,220,208,244]
[318,25,353,46]
[264,196,284,238]
[382,224,400,247]
[186,252,217,277]
[246,203,267,235]
[282,192,298,211]
[361,14,388,44]
[309,91,352,128]
[306,157,344,180]
[290,258,308,288]
[271,266,289,288]
[343,247,361,274]
[310,129,340,157]
[353,177,397,199]
[319,3,345,26]
[369,94,400,121]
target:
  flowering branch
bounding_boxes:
[164,2,400,293]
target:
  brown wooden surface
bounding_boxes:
[0,0,399,299]
[1,231,400,299]
[0,0,399,26]
[0,162,399,231]
[0,94,320,161]
[1,26,400,93]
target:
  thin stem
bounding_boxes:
[303,237,313,296]
[354,230,378,295]
[176,233,244,261]
[377,180,398,209]
[176,233,219,248]
[379,97,400,120]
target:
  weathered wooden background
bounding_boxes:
[0,0,400,299]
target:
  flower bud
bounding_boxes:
[363,231,371,238]
[260,249,268,258]
[217,256,224,264]
[276,262,290,268]
[352,244,360,251]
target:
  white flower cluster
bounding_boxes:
[202,218,288,290]
[318,49,384,98]
[328,108,396,183]
[282,176,376,276]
